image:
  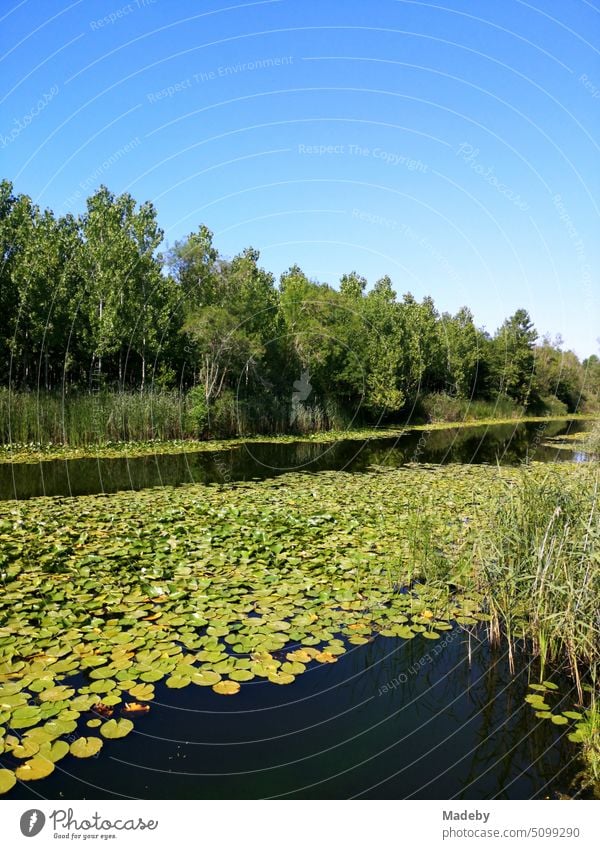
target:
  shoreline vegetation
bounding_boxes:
[1,179,599,447]
[0,409,597,465]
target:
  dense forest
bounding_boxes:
[1,178,599,439]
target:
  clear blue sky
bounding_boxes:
[1,0,598,357]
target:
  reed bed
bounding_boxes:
[0,389,187,446]
[472,465,600,791]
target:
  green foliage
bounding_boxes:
[418,392,520,423]
[185,386,209,437]
[1,178,598,438]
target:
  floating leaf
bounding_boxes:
[314,652,337,664]
[39,685,75,702]
[15,757,55,781]
[128,683,155,700]
[165,675,190,689]
[70,737,103,758]
[212,680,240,695]
[192,670,221,686]
[268,672,295,685]
[100,718,134,739]
[39,740,69,763]
[0,769,16,795]
[229,670,254,682]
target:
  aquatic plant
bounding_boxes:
[0,460,597,794]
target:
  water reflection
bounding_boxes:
[7,627,583,800]
[0,418,592,500]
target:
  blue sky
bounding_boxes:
[1,0,598,357]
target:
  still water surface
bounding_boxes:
[0,418,591,500]
[7,625,585,801]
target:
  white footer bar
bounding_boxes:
[0,799,597,848]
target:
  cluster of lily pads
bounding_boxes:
[524,681,588,741]
[0,461,596,794]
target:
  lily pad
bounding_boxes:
[229,669,254,682]
[128,683,155,700]
[39,685,75,702]
[70,737,103,758]
[268,672,295,685]
[100,718,134,739]
[15,757,55,781]
[192,670,221,686]
[39,740,70,762]
[212,680,240,695]
[0,769,16,795]
[165,675,191,689]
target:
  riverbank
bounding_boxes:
[0,413,597,465]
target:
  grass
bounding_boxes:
[474,469,599,685]
[470,465,600,794]
[575,706,600,793]
[0,389,187,446]
[418,391,523,422]
[1,388,591,455]
[583,421,600,454]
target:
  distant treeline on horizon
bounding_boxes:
[1,178,598,435]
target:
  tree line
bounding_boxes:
[1,178,598,435]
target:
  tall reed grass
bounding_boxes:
[471,465,599,792]
[418,392,522,423]
[475,468,599,690]
[0,389,355,445]
[0,389,187,446]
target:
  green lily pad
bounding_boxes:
[15,756,55,781]
[38,685,75,702]
[39,739,70,762]
[128,683,155,700]
[192,670,221,686]
[43,719,77,740]
[229,669,254,682]
[212,680,240,695]
[70,736,103,758]
[0,769,16,795]
[7,736,40,759]
[268,672,295,685]
[165,675,191,689]
[139,670,163,683]
[100,718,134,739]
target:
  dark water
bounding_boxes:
[0,418,592,500]
[7,626,585,801]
